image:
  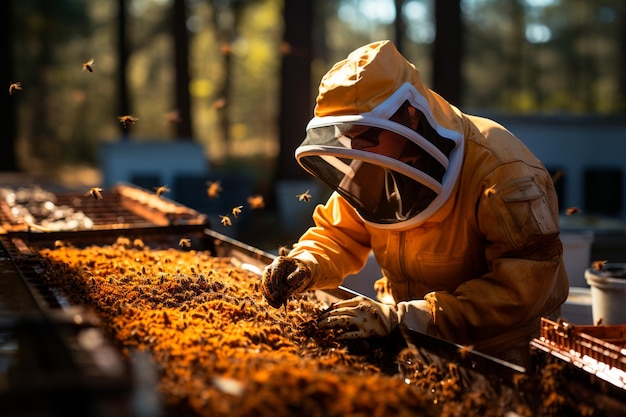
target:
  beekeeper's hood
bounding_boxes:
[295,40,465,230]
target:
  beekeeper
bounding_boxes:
[261,40,569,366]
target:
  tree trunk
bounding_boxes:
[275,0,313,181]
[394,0,406,53]
[207,0,243,157]
[173,0,193,140]
[117,0,131,140]
[0,0,17,171]
[618,3,626,113]
[432,0,462,106]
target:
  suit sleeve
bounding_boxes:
[289,192,373,290]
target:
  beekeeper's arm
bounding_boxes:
[261,192,373,307]
[319,170,567,346]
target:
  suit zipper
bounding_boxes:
[397,230,412,295]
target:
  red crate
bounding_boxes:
[532,318,626,389]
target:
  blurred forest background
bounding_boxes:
[0,0,625,245]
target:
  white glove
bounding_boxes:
[318,296,433,340]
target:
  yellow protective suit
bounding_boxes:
[290,40,569,361]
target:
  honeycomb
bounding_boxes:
[38,237,548,417]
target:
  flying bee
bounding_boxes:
[297,189,311,202]
[178,238,191,248]
[212,97,226,109]
[592,260,608,271]
[483,184,496,197]
[457,344,474,359]
[565,207,580,215]
[220,42,232,55]
[85,187,103,200]
[118,114,139,128]
[551,169,564,184]
[164,109,181,124]
[232,205,243,218]
[8,81,21,95]
[82,58,95,73]
[247,195,265,209]
[207,181,222,198]
[279,41,293,56]
[219,215,232,226]
[155,185,170,197]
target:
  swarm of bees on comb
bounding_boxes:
[38,236,558,417]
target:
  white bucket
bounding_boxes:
[584,263,626,324]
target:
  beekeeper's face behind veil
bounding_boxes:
[295,41,465,230]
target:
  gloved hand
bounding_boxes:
[318,296,432,340]
[318,296,399,339]
[261,256,313,309]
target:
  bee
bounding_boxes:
[297,189,311,202]
[220,215,232,227]
[82,58,95,73]
[565,207,580,215]
[207,181,222,198]
[178,238,191,248]
[512,373,527,391]
[592,260,608,271]
[542,392,565,410]
[483,184,496,197]
[212,97,226,109]
[118,114,139,128]
[220,42,232,55]
[164,109,181,124]
[155,185,170,197]
[247,195,265,209]
[232,205,243,218]
[8,81,22,95]
[114,236,131,248]
[457,344,474,359]
[278,245,289,256]
[86,187,103,200]
[279,41,293,55]
[551,169,564,184]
